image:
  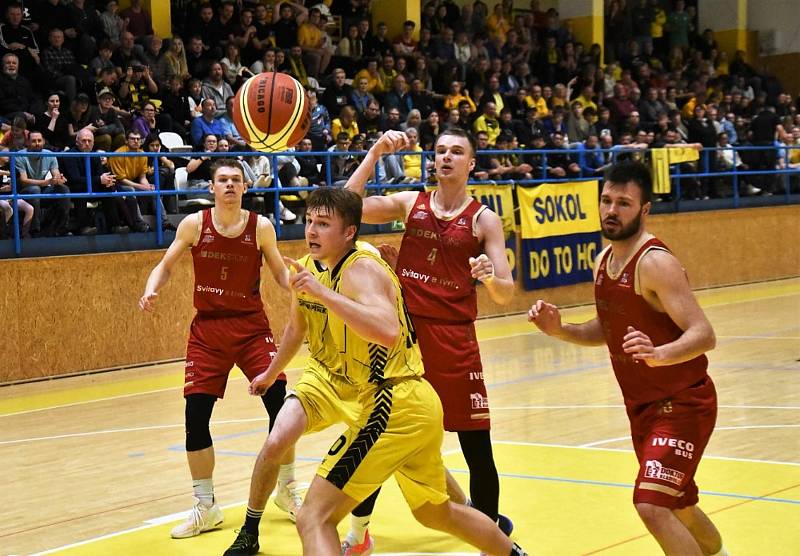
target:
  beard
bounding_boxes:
[601,210,643,240]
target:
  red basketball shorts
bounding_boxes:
[184,311,285,398]
[412,316,490,431]
[628,376,717,509]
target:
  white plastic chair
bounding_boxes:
[159,132,194,153]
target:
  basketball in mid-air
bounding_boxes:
[231,72,311,153]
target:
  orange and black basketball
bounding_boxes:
[231,72,311,152]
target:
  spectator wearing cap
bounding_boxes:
[66,93,94,143]
[118,62,158,114]
[92,87,125,151]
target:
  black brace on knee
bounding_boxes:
[185,393,216,452]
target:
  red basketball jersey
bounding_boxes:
[191,209,265,316]
[594,237,708,406]
[396,191,486,322]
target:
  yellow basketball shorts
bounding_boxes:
[317,376,450,510]
[289,364,361,434]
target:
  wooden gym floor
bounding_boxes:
[1,278,798,555]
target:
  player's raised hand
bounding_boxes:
[139,292,158,312]
[527,299,563,336]
[623,326,661,366]
[377,243,399,270]
[372,130,409,156]
[249,370,276,396]
[283,256,327,299]
[469,254,495,283]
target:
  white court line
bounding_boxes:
[4,406,798,446]
[31,440,800,555]
[0,417,266,446]
[493,440,800,467]
[0,366,308,419]
[0,385,180,419]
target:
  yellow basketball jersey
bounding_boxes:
[327,249,424,386]
[295,254,342,377]
[295,241,380,378]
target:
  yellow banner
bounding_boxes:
[650,147,700,194]
[517,181,600,239]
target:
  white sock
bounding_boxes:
[277,463,295,488]
[710,545,729,556]
[348,514,370,543]
[192,478,214,507]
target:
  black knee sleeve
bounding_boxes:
[260,379,287,432]
[185,393,216,452]
[457,429,500,521]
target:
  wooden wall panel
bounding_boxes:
[1,205,798,382]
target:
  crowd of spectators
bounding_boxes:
[0,0,799,241]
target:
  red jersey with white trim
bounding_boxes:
[191,209,264,316]
[594,237,708,406]
[396,191,485,322]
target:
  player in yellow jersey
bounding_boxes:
[225,187,528,555]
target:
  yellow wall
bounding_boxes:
[371,0,421,42]
[2,206,798,383]
[116,0,171,39]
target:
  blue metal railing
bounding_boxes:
[0,145,798,256]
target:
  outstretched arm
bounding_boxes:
[249,296,308,395]
[139,213,198,311]
[344,130,416,224]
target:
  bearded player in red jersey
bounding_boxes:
[342,128,516,553]
[529,161,728,556]
[139,159,302,539]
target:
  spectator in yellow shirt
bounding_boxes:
[401,127,424,181]
[472,101,501,146]
[530,85,549,119]
[331,106,360,141]
[354,59,383,94]
[297,7,331,76]
[444,80,476,113]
